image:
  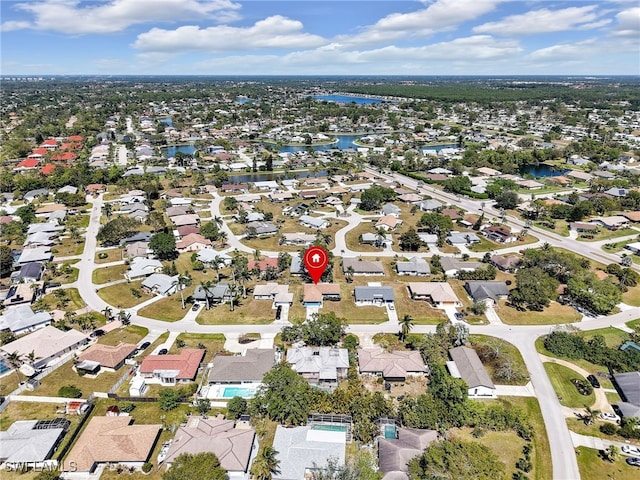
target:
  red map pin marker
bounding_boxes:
[303,245,329,284]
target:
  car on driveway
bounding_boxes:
[622,445,640,456]
[454,313,464,321]
[139,341,150,350]
[158,348,168,355]
[388,304,395,310]
[587,374,601,388]
[192,303,200,311]
[627,457,640,467]
[600,412,621,423]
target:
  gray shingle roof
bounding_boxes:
[449,346,495,389]
[613,371,640,406]
[208,349,275,383]
[0,420,65,463]
[354,286,394,302]
[464,281,509,301]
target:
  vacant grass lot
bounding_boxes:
[21,359,126,398]
[169,333,226,362]
[576,446,639,480]
[99,325,149,346]
[622,285,640,307]
[40,287,86,312]
[48,260,80,284]
[197,297,277,325]
[94,248,123,264]
[469,335,529,385]
[51,237,85,257]
[577,327,630,348]
[138,294,190,321]
[543,362,595,408]
[97,280,147,308]
[468,233,539,253]
[497,300,581,325]
[92,264,128,284]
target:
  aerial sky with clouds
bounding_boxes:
[1,0,639,75]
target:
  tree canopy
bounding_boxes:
[163,452,227,480]
[150,232,178,260]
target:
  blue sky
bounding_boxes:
[1,0,639,75]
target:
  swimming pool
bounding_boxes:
[384,425,397,439]
[0,358,11,375]
[222,386,257,398]
[312,424,348,433]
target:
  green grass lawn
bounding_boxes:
[543,362,595,408]
[99,325,149,346]
[137,292,191,322]
[567,418,640,446]
[576,446,640,480]
[196,298,279,325]
[51,237,85,257]
[97,280,148,308]
[21,359,126,398]
[47,260,79,283]
[627,318,640,330]
[578,227,638,243]
[94,248,123,264]
[497,300,581,325]
[469,335,529,385]
[468,233,538,253]
[622,285,640,307]
[169,333,226,362]
[40,287,87,312]
[92,264,128,284]
[577,327,630,348]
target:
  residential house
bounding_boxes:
[192,283,232,305]
[253,284,293,308]
[407,282,461,308]
[491,255,522,272]
[3,283,35,308]
[171,214,200,227]
[253,180,279,190]
[477,167,502,176]
[176,233,212,252]
[287,347,349,386]
[354,286,395,305]
[269,191,294,202]
[15,247,52,266]
[378,428,438,480]
[248,258,279,274]
[141,273,179,296]
[590,216,629,230]
[164,416,258,480]
[124,241,150,260]
[299,215,330,229]
[342,258,385,276]
[77,343,137,371]
[280,232,316,246]
[246,221,278,236]
[0,305,53,335]
[439,258,482,276]
[302,283,341,307]
[397,193,423,203]
[381,203,401,217]
[165,206,191,218]
[612,371,640,419]
[0,325,88,369]
[361,232,393,247]
[358,348,427,381]
[221,184,249,194]
[196,249,232,266]
[176,225,201,238]
[396,257,431,276]
[272,426,346,480]
[23,232,57,248]
[569,222,599,234]
[376,215,402,231]
[417,233,438,246]
[208,349,275,385]
[416,199,443,211]
[63,416,161,474]
[464,281,509,305]
[11,262,43,283]
[126,258,163,280]
[447,346,496,398]
[139,349,205,385]
[482,226,517,244]
[516,179,544,190]
[446,231,480,245]
[0,420,67,468]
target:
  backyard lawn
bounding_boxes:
[575,446,640,480]
[92,264,128,284]
[47,260,79,284]
[543,362,595,408]
[497,300,581,325]
[97,280,148,308]
[21,359,128,398]
[51,237,85,257]
[99,325,149,346]
[94,248,123,264]
[40,287,86,312]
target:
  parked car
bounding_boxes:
[275,305,282,320]
[627,457,640,467]
[587,374,601,388]
[600,412,621,423]
[454,313,464,320]
[192,303,200,311]
[388,304,395,310]
[90,329,105,338]
[622,445,640,456]
[139,341,151,350]
[158,348,168,355]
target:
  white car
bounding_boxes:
[600,412,621,423]
[621,445,640,456]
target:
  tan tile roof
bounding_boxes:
[78,343,137,369]
[303,283,341,303]
[358,348,425,378]
[64,416,161,472]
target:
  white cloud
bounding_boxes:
[336,0,504,47]
[1,0,241,34]
[133,15,325,52]
[527,39,601,61]
[474,6,606,35]
[611,7,640,37]
[0,20,31,32]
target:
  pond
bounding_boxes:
[162,144,197,157]
[314,94,384,105]
[520,164,568,178]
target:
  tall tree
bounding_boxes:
[251,447,281,480]
[399,314,414,342]
[149,232,178,260]
[163,452,227,480]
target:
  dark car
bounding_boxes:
[275,305,282,320]
[192,303,200,311]
[90,329,105,338]
[158,348,168,355]
[139,341,151,350]
[626,457,640,467]
[587,374,601,388]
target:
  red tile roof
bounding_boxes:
[40,164,57,175]
[177,225,200,236]
[139,349,205,380]
[29,148,48,157]
[41,139,57,146]
[248,258,279,271]
[67,135,83,142]
[16,158,40,169]
[50,152,77,162]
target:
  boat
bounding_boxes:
[157,440,171,463]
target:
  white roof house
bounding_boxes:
[299,215,330,229]
[0,306,53,335]
[287,347,349,384]
[0,420,67,465]
[126,257,163,280]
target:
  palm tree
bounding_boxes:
[217,230,228,247]
[229,283,238,312]
[579,406,600,426]
[399,314,414,342]
[102,306,112,322]
[200,280,215,310]
[177,272,192,309]
[212,256,223,282]
[252,446,281,480]
[345,265,355,283]
[253,249,262,261]
[101,202,113,219]
[6,351,23,384]
[213,216,223,228]
[118,309,131,325]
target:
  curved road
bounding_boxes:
[79,178,640,480]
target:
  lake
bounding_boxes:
[520,164,568,178]
[159,118,173,127]
[314,95,383,105]
[162,145,197,157]
[277,134,363,153]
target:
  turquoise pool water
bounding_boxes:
[222,386,257,398]
[0,358,10,375]
[312,424,348,433]
[384,425,397,439]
